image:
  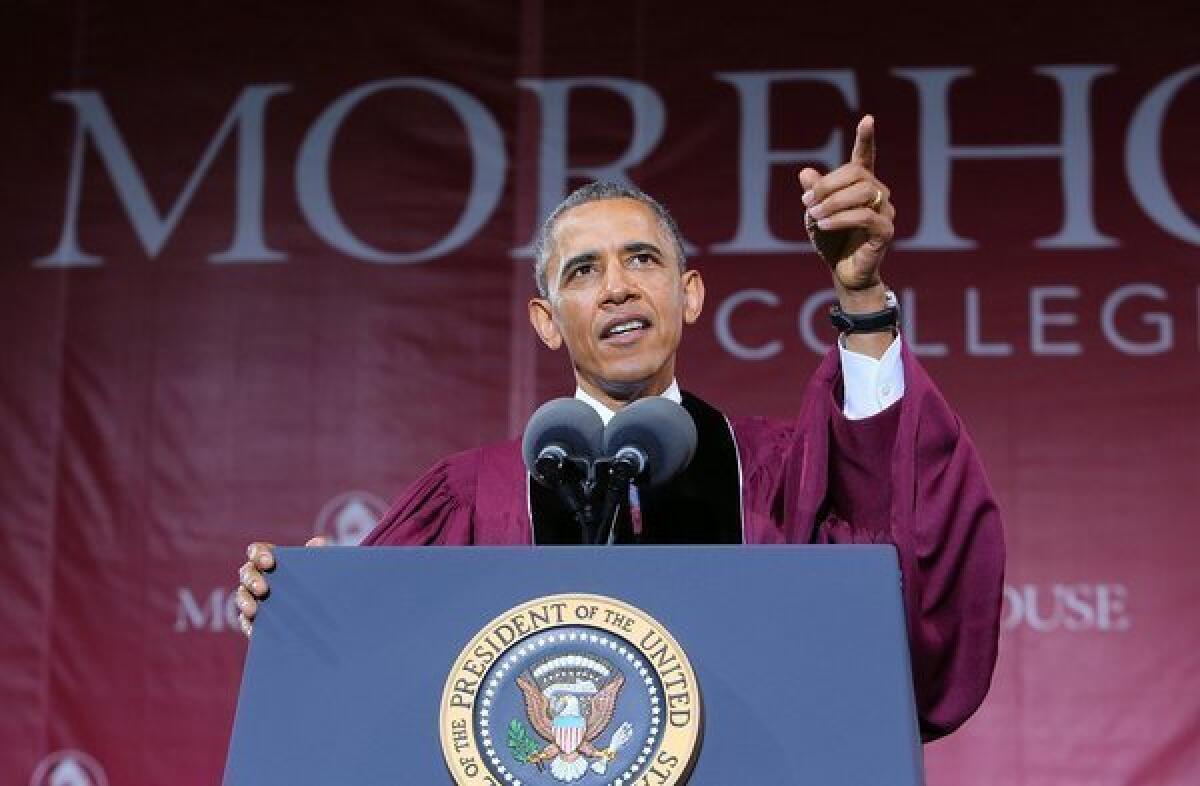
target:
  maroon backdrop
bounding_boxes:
[3,2,1198,784]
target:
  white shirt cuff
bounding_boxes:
[838,334,905,420]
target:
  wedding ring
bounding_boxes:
[868,188,884,211]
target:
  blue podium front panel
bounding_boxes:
[224,546,923,785]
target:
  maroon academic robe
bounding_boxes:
[364,342,1005,740]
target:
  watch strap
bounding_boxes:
[829,290,899,334]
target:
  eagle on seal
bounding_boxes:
[516,667,631,783]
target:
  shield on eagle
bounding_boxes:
[552,699,586,754]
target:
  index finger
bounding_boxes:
[246,541,276,570]
[850,115,876,173]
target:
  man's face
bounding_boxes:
[528,198,704,403]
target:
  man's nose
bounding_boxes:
[600,258,635,303]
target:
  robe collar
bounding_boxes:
[573,380,683,425]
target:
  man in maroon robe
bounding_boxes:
[236,116,1004,741]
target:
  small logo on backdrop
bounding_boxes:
[441,594,701,786]
[29,750,109,786]
[313,490,388,545]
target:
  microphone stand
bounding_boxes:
[593,448,645,546]
[535,452,596,544]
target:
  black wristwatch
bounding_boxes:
[829,290,900,334]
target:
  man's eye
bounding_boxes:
[568,263,596,279]
[629,253,657,267]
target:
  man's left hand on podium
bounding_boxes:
[236,536,329,636]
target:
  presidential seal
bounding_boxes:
[441,594,702,786]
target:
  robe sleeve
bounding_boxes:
[816,342,1005,741]
[361,449,482,546]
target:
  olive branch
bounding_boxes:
[507,718,542,763]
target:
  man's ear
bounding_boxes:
[528,298,563,349]
[682,269,705,325]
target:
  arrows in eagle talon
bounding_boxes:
[590,722,634,774]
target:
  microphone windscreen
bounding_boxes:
[603,398,697,488]
[521,397,605,474]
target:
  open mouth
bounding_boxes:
[600,317,652,341]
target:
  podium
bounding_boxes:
[224,545,924,785]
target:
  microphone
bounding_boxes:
[603,397,697,488]
[521,398,605,541]
[522,397,605,482]
[595,398,698,543]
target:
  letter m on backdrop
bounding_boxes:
[36,85,290,267]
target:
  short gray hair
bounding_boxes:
[533,181,687,297]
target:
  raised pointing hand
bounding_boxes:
[797,115,895,295]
